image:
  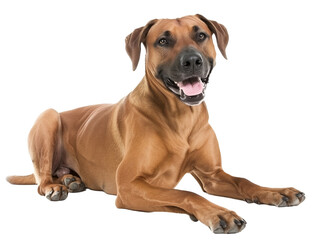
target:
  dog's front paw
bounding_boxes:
[276,188,305,207]
[246,187,305,207]
[202,210,246,234]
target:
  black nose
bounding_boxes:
[180,51,203,72]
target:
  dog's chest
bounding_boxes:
[143,141,192,189]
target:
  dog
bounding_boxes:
[7,14,305,234]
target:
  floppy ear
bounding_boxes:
[196,14,229,59]
[125,19,158,71]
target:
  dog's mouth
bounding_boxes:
[163,76,208,106]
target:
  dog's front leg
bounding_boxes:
[115,178,246,234]
[192,168,305,207]
[191,126,305,207]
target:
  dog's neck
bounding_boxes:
[129,72,209,133]
[130,72,192,112]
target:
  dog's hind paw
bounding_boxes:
[61,174,86,193]
[42,184,68,201]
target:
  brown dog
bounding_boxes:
[7,14,305,234]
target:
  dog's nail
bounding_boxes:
[278,196,289,207]
[234,219,241,226]
[220,219,227,229]
[189,214,198,222]
[45,189,53,200]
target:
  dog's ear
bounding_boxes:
[125,19,158,71]
[196,14,229,59]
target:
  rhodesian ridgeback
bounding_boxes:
[7,14,305,234]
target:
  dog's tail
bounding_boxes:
[6,174,36,185]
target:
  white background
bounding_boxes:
[0,0,318,239]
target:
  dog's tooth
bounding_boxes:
[180,90,187,100]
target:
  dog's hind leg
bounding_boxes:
[28,108,68,201]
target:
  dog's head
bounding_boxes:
[125,14,229,106]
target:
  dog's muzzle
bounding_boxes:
[157,47,213,106]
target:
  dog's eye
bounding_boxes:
[197,32,207,42]
[158,38,168,46]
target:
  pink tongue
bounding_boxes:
[178,80,204,96]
